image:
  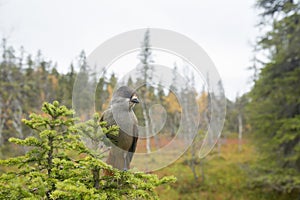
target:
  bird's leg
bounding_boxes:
[123,152,128,171]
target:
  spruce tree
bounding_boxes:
[0,101,176,199]
[247,0,300,193]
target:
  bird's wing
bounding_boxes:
[127,123,138,162]
[101,108,138,167]
[100,109,119,146]
[100,109,115,126]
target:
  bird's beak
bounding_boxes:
[130,95,139,104]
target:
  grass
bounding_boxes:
[154,137,293,200]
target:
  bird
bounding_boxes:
[101,86,139,172]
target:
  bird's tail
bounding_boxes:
[103,148,131,176]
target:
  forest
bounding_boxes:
[0,0,300,199]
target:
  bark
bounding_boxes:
[238,113,243,152]
[200,159,205,183]
[142,102,151,153]
[0,100,4,146]
[92,167,100,189]
[12,99,23,138]
[190,144,198,181]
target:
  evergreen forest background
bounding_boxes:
[1,0,300,199]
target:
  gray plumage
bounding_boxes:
[101,86,139,170]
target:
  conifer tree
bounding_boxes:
[248,0,300,193]
[0,101,175,199]
[138,29,154,153]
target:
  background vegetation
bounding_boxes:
[1,0,300,199]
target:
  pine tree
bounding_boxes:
[247,0,300,193]
[0,101,176,199]
[138,29,154,153]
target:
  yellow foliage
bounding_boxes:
[163,93,181,113]
[102,85,114,110]
[48,74,59,89]
[197,92,208,114]
[40,90,45,102]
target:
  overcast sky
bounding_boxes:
[0,0,260,100]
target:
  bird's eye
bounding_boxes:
[130,94,139,104]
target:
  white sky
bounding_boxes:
[0,0,260,100]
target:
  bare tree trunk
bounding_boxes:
[12,100,23,138]
[200,159,205,183]
[238,113,243,152]
[0,97,10,146]
[190,143,198,181]
[142,102,151,153]
[0,101,4,146]
[153,123,160,149]
[217,138,221,156]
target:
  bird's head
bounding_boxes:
[112,86,139,110]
